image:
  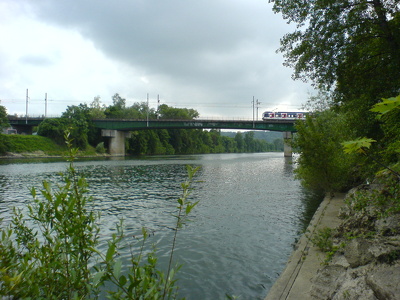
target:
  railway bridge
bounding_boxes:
[8,117,298,156]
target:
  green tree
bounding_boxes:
[105,93,128,118]
[273,138,284,152]
[62,104,91,149]
[158,104,199,119]
[271,0,400,139]
[244,131,256,152]
[89,96,106,119]
[131,102,157,119]
[221,136,238,153]
[292,110,359,193]
[270,0,400,92]
[38,104,98,149]
[235,132,245,152]
[37,118,70,145]
[0,105,9,130]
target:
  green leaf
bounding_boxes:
[342,138,376,154]
[118,274,127,287]
[113,260,122,279]
[370,95,400,118]
[106,243,116,262]
[92,271,105,287]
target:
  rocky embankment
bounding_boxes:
[310,183,400,299]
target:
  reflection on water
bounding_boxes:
[0,153,323,299]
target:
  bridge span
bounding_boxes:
[8,117,297,156]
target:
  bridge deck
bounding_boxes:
[8,117,298,132]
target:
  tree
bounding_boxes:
[158,104,199,119]
[38,104,93,149]
[292,110,359,193]
[37,118,69,145]
[62,104,91,149]
[244,131,256,152]
[270,0,400,96]
[105,94,128,118]
[112,93,126,109]
[89,96,106,119]
[234,132,245,152]
[0,105,9,130]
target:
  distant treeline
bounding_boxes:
[30,94,283,155]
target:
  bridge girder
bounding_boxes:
[91,119,297,132]
[8,117,297,132]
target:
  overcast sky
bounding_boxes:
[0,0,314,119]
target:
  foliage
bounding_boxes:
[270,0,400,94]
[37,118,69,145]
[104,94,157,119]
[0,105,9,130]
[292,110,359,193]
[271,0,400,148]
[311,227,334,253]
[35,93,277,155]
[0,132,200,299]
[0,132,98,298]
[370,95,400,119]
[126,128,272,156]
[0,134,66,154]
[95,142,106,154]
[310,226,344,264]
[0,134,11,154]
[163,165,200,299]
[89,96,106,119]
[345,172,400,218]
[158,104,199,120]
[342,138,377,155]
[62,104,92,149]
[342,94,400,178]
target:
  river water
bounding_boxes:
[0,153,322,299]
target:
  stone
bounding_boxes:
[366,264,400,300]
[344,239,375,268]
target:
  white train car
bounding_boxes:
[262,111,308,120]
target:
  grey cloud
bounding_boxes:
[19,54,54,66]
[21,0,309,115]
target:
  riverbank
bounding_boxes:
[266,185,400,300]
[265,193,345,300]
[0,151,110,159]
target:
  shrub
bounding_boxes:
[292,110,359,193]
[95,142,106,154]
[0,131,199,299]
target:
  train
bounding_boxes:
[262,111,308,120]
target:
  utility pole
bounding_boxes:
[256,99,261,120]
[252,96,255,128]
[158,94,160,119]
[146,93,149,127]
[26,89,29,124]
[45,93,48,118]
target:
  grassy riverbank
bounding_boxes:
[0,134,99,157]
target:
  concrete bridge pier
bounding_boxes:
[101,129,131,156]
[283,131,292,157]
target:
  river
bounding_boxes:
[0,152,322,299]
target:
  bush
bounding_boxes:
[0,132,199,299]
[0,134,10,154]
[292,110,359,193]
[95,142,106,154]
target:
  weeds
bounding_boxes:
[310,227,344,264]
[0,130,200,299]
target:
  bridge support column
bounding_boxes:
[101,130,131,156]
[283,131,292,157]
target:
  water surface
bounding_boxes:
[0,153,322,299]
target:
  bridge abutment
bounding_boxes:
[101,130,131,156]
[283,131,292,157]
